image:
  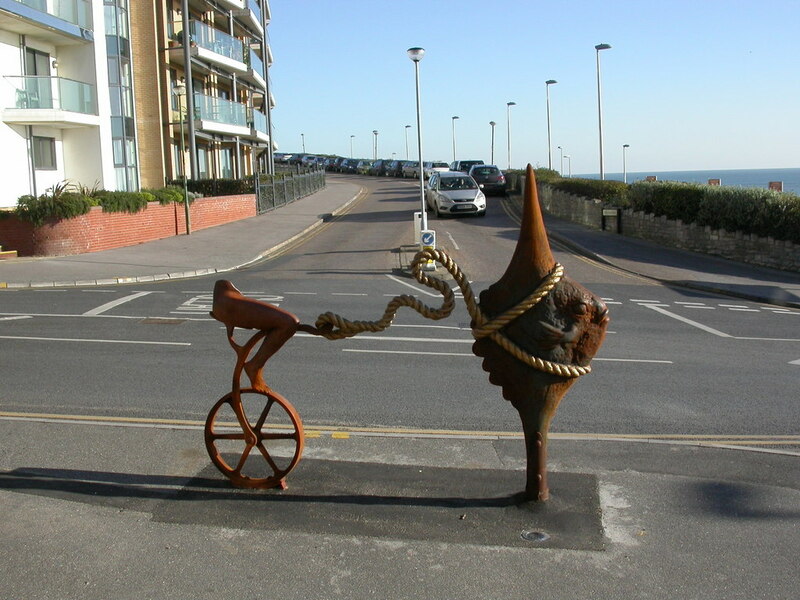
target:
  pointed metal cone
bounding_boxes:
[493,164,556,294]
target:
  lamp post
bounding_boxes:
[506,101,516,170]
[489,121,496,165]
[564,154,572,178]
[301,133,306,154]
[595,43,611,179]
[172,82,191,235]
[623,143,630,183]
[408,47,427,231]
[404,125,411,159]
[545,80,557,170]
[350,135,354,158]
[451,115,459,163]
[372,130,378,160]
[558,145,564,176]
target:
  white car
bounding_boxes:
[425,171,486,217]
[422,161,449,180]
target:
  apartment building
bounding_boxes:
[0,0,274,209]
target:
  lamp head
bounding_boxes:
[545,79,557,85]
[407,47,425,62]
[595,43,611,51]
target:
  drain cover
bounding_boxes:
[520,530,551,543]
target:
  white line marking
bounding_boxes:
[0,335,190,346]
[344,349,472,357]
[392,324,470,331]
[295,332,473,344]
[728,308,760,312]
[594,357,673,364]
[630,299,661,303]
[790,358,800,365]
[332,293,368,296]
[83,291,153,316]
[285,292,317,295]
[675,301,707,305]
[719,304,748,308]
[643,304,733,337]
[684,305,715,309]
[385,274,440,297]
[0,315,32,321]
[445,231,460,250]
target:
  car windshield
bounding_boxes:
[441,177,477,190]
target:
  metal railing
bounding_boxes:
[194,93,247,128]
[190,20,245,63]
[256,167,325,214]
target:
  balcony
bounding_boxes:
[1,75,99,128]
[169,20,248,77]
[233,0,263,36]
[239,48,266,89]
[246,108,268,143]
[0,0,93,43]
[193,93,249,137]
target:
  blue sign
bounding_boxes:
[421,232,434,246]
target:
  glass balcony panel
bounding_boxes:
[190,21,245,63]
[4,76,96,115]
[249,49,264,76]
[248,0,262,23]
[18,0,93,29]
[194,94,247,128]
[251,109,267,133]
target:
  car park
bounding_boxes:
[450,159,484,173]
[402,161,420,178]
[423,161,449,179]
[425,171,486,217]
[468,164,507,196]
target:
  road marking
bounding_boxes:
[643,304,733,337]
[790,358,800,365]
[728,308,760,312]
[630,299,662,303]
[685,305,715,309]
[285,292,317,295]
[675,301,707,305]
[445,231,460,250]
[385,274,440,297]
[332,293,368,296]
[83,291,153,315]
[594,357,673,364]
[719,304,748,308]
[296,332,473,344]
[392,323,470,331]
[0,315,32,321]
[0,335,190,346]
[343,349,472,356]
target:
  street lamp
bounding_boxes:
[558,145,564,176]
[506,101,516,170]
[408,46,427,231]
[172,82,191,235]
[564,154,572,178]
[545,80,557,170]
[372,130,378,160]
[301,132,306,154]
[350,135,354,158]
[451,115,459,163]
[595,43,611,179]
[489,121,496,165]
[623,143,630,183]
[404,125,411,159]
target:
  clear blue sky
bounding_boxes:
[268,0,799,175]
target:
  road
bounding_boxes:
[0,175,798,442]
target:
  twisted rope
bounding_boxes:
[314,249,591,378]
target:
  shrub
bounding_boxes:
[15,191,92,226]
[550,178,629,206]
[167,177,255,197]
[628,181,705,222]
[94,190,153,214]
[143,186,184,205]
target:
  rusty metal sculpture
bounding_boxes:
[206,280,327,489]
[205,166,608,500]
[314,165,609,501]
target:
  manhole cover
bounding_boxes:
[520,530,551,543]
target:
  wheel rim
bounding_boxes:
[205,389,304,489]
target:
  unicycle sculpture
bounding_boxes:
[206,280,327,489]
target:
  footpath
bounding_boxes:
[0,175,798,599]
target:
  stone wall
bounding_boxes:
[0,194,257,257]
[536,184,800,273]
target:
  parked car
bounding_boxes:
[402,161,420,178]
[423,161,449,179]
[386,160,405,177]
[356,160,372,175]
[369,159,391,176]
[468,164,507,196]
[450,159,484,173]
[425,171,486,217]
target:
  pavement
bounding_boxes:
[1,175,799,599]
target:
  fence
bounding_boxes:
[256,167,326,214]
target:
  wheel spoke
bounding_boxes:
[254,397,276,430]
[209,432,246,441]
[261,432,298,441]
[233,443,254,475]
[255,442,281,475]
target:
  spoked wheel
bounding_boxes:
[205,389,304,489]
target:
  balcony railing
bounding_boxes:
[250,108,267,134]
[16,0,93,30]
[194,93,247,128]
[248,49,264,77]
[190,20,245,63]
[248,0,263,24]
[5,75,97,114]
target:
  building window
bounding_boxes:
[220,148,233,178]
[32,136,56,170]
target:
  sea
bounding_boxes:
[574,168,800,195]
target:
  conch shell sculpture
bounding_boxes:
[473,165,609,501]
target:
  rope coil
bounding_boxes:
[314,249,591,378]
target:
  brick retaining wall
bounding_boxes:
[536,185,800,273]
[0,194,256,257]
